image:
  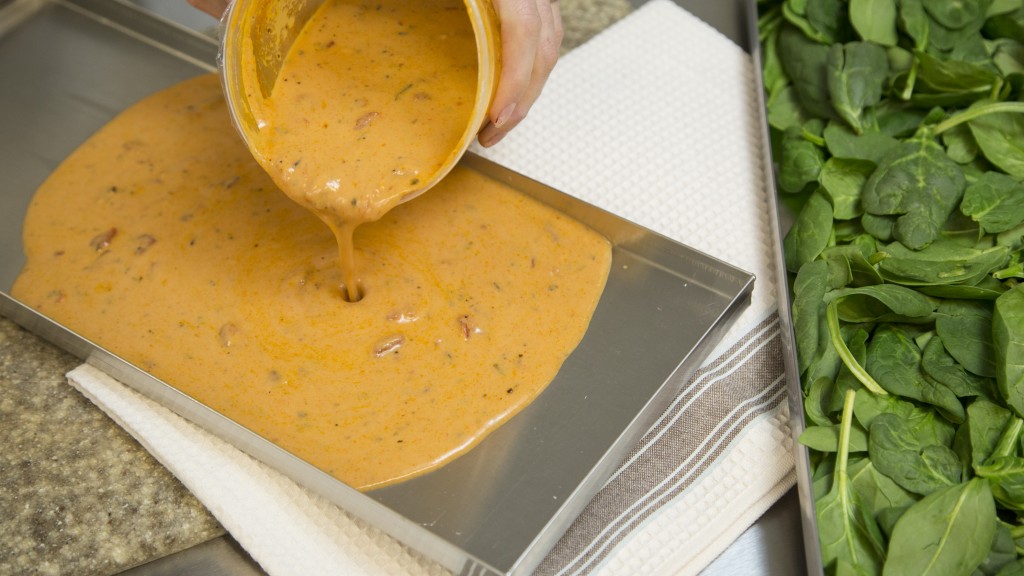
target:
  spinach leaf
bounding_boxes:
[807,375,838,426]
[778,23,836,119]
[786,0,808,17]
[973,415,1024,513]
[869,413,962,495]
[936,300,998,378]
[861,212,896,242]
[977,521,1017,576]
[825,251,854,289]
[977,456,1024,512]
[785,191,834,271]
[823,122,900,163]
[873,100,929,138]
[802,421,871,452]
[817,389,888,573]
[962,171,1024,235]
[761,21,789,96]
[927,11,989,57]
[967,397,1014,470]
[996,559,1024,576]
[968,103,1024,178]
[952,417,973,481]
[998,222,1024,249]
[994,285,1024,417]
[866,325,965,422]
[793,259,830,374]
[848,458,919,517]
[861,138,967,250]
[805,0,850,44]
[820,157,875,219]
[829,283,936,323]
[828,42,890,133]
[882,478,996,576]
[922,335,997,399]
[917,276,1009,301]
[807,307,846,384]
[987,0,1024,18]
[832,329,872,413]
[913,49,999,92]
[922,0,990,30]
[849,0,898,45]
[768,85,811,131]
[854,390,955,447]
[897,0,986,61]
[876,240,1011,286]
[779,125,827,192]
[848,232,879,257]
[991,38,1024,77]
[822,244,885,286]
[940,122,978,164]
[876,506,909,540]
[897,0,933,52]
[910,51,1001,108]
[814,452,838,501]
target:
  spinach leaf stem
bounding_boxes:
[933,102,1024,136]
[992,418,1024,462]
[827,300,888,396]
[900,57,919,102]
[757,5,783,37]
[802,127,826,147]
[836,388,856,497]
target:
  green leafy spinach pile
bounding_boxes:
[758,0,1024,574]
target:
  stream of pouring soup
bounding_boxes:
[12,74,611,490]
[243,0,482,301]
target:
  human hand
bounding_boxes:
[186,0,562,147]
[187,0,227,18]
[477,0,563,147]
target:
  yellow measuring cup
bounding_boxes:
[219,0,501,209]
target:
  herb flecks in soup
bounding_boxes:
[13,74,611,490]
[244,0,481,300]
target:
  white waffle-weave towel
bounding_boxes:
[67,1,795,574]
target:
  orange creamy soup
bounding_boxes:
[242,0,482,301]
[13,74,611,490]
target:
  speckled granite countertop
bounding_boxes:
[0,317,225,575]
[0,1,635,575]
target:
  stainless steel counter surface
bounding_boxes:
[0,1,636,575]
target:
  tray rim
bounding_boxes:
[744,0,825,575]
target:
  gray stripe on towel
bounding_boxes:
[536,312,786,575]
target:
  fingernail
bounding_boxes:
[494,103,517,128]
[478,125,501,147]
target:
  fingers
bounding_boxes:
[187,0,229,19]
[478,0,563,147]
[192,0,558,146]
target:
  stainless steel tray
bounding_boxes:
[0,1,755,574]
[744,0,824,574]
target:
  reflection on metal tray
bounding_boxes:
[0,1,754,574]
[744,0,824,574]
